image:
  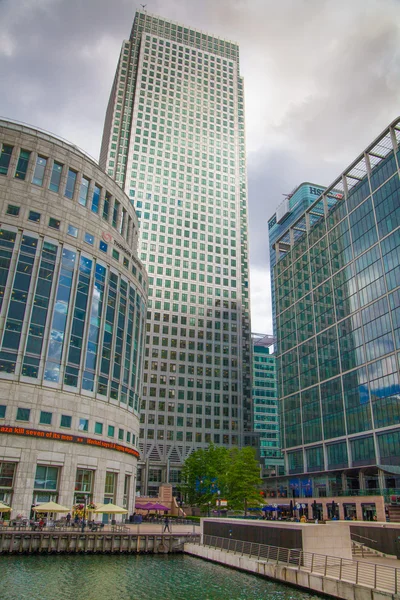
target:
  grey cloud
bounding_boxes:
[0,0,399,331]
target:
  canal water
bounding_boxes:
[2,554,318,600]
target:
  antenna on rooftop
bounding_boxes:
[141,4,147,10]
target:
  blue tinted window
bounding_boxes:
[99,240,108,253]
[28,211,40,222]
[68,224,78,237]
[78,418,89,432]
[95,422,103,434]
[78,176,90,206]
[0,405,6,418]
[65,169,77,199]
[84,232,94,245]
[92,185,101,213]
[32,156,47,186]
[108,425,115,437]
[49,161,63,192]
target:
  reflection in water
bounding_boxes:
[1,554,318,600]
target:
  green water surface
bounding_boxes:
[1,554,321,600]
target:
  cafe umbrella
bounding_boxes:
[148,503,169,512]
[32,501,70,513]
[92,503,128,519]
[0,501,11,518]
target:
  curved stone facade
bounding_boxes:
[0,120,147,518]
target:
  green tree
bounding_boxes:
[179,443,229,506]
[225,447,262,510]
[180,444,262,510]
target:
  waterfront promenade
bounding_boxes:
[185,535,400,600]
[0,522,201,554]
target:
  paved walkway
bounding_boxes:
[120,523,200,535]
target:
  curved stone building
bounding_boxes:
[0,119,147,518]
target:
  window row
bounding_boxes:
[0,143,134,245]
[139,429,238,444]
[0,405,136,446]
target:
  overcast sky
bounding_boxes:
[1,0,399,333]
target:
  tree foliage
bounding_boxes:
[179,444,262,510]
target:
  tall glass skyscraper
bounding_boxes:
[268,182,341,342]
[252,334,284,478]
[100,11,252,495]
[267,118,400,511]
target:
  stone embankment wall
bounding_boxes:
[0,532,198,554]
[185,543,398,600]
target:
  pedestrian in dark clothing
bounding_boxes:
[66,513,71,526]
[163,515,170,532]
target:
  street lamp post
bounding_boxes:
[217,490,221,518]
[82,495,88,532]
[207,502,210,518]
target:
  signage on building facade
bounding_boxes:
[0,425,140,458]
[309,186,343,200]
[102,231,142,270]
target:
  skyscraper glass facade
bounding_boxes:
[100,11,251,494]
[268,183,334,341]
[268,118,400,499]
[252,334,284,477]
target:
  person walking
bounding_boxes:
[163,515,171,533]
[66,513,71,526]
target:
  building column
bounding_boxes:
[359,470,366,493]
[11,449,35,518]
[58,453,75,509]
[377,469,386,494]
[355,499,363,521]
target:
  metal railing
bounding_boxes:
[351,533,378,544]
[193,535,400,594]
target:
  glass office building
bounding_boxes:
[268,183,337,342]
[100,11,252,495]
[267,118,400,507]
[0,120,147,517]
[252,334,284,478]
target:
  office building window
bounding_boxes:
[6,205,20,216]
[65,168,77,199]
[79,176,90,206]
[60,414,72,428]
[0,144,13,175]
[15,149,31,180]
[16,407,30,422]
[49,161,63,192]
[32,156,47,186]
[39,411,52,425]
[78,418,89,432]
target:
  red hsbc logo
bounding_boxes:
[102,232,112,243]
